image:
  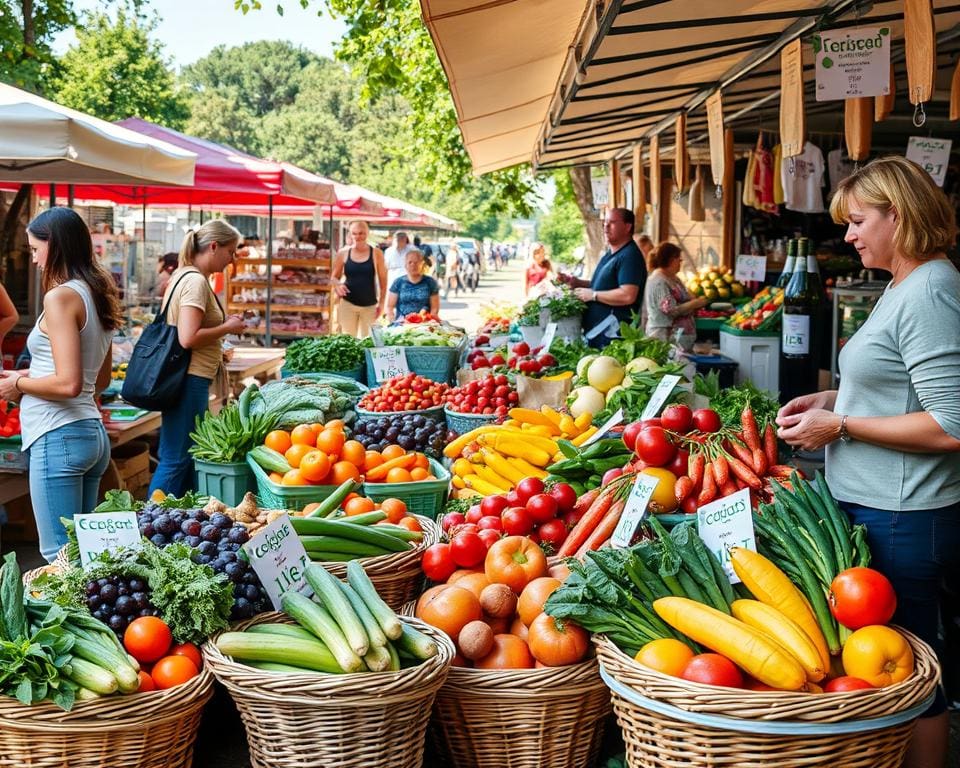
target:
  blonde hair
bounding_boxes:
[349,220,370,236]
[179,220,242,267]
[830,156,958,260]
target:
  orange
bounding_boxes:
[264,430,292,454]
[381,444,405,461]
[415,585,482,641]
[316,428,345,456]
[299,450,332,483]
[412,453,430,470]
[302,502,322,516]
[284,444,314,469]
[397,516,422,533]
[291,424,319,446]
[268,471,283,484]
[379,498,408,524]
[410,467,429,481]
[281,468,307,486]
[344,496,376,516]
[386,467,413,484]
[517,577,562,627]
[325,419,346,431]
[364,451,384,471]
[329,460,361,485]
[341,440,366,468]
[341,492,361,509]
[634,639,695,678]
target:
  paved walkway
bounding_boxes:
[438,257,527,334]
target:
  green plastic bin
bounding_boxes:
[246,454,343,512]
[194,459,257,508]
[363,457,450,520]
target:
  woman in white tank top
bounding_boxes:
[0,208,123,563]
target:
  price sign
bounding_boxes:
[74,512,141,566]
[243,514,312,610]
[584,314,620,341]
[540,322,558,353]
[611,474,660,548]
[369,346,410,382]
[581,408,623,447]
[735,255,767,283]
[906,136,952,187]
[814,26,891,101]
[640,374,682,420]
[696,488,756,583]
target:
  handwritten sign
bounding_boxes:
[540,322,558,353]
[582,408,623,447]
[814,26,891,101]
[611,474,660,548]
[640,374,682,420]
[243,514,312,610]
[735,254,768,283]
[906,136,952,187]
[696,488,756,583]
[584,314,620,341]
[369,346,410,382]
[75,512,141,566]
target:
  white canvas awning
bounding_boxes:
[0,84,196,186]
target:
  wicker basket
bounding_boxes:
[363,457,451,520]
[355,403,446,425]
[443,407,497,435]
[312,514,439,610]
[202,612,455,768]
[0,666,214,768]
[594,629,940,767]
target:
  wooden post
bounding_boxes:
[875,63,895,122]
[649,135,661,242]
[721,128,736,269]
[632,142,646,231]
[608,159,622,210]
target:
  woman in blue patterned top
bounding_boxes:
[386,249,440,322]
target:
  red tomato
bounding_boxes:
[537,519,568,550]
[667,448,689,478]
[169,642,202,670]
[601,467,624,486]
[824,676,875,692]
[501,506,534,536]
[477,515,503,532]
[829,567,897,630]
[680,653,743,688]
[480,494,510,517]
[621,421,645,452]
[548,483,577,514]
[635,427,676,467]
[515,477,545,505]
[691,409,722,433]
[640,418,662,430]
[525,493,558,524]
[465,504,484,525]
[504,490,521,506]
[441,512,466,533]
[450,531,487,568]
[421,543,456,582]
[123,617,173,664]
[477,528,501,550]
[660,404,693,433]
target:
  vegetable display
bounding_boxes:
[373,321,465,348]
[545,438,635,494]
[283,334,365,373]
[725,286,783,331]
[189,402,278,464]
[0,400,20,438]
[245,376,366,429]
[358,374,449,413]
[445,373,518,416]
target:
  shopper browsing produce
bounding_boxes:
[0,208,121,563]
[148,220,247,498]
[386,249,440,322]
[523,242,554,297]
[642,242,708,350]
[776,156,960,768]
[332,220,387,337]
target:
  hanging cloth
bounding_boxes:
[753,134,778,214]
[742,150,757,208]
[772,144,785,205]
[688,165,706,221]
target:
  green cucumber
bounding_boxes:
[75,686,102,701]
[244,661,322,674]
[385,641,401,671]
[363,643,392,672]
[246,623,318,642]
[306,478,361,518]
[331,510,388,526]
[280,592,364,672]
[65,657,119,695]
[249,445,292,474]
[366,524,424,542]
[69,633,140,693]
[308,552,358,562]
[345,560,402,640]
[216,630,344,674]
[338,580,388,649]
[394,621,438,661]
[304,565,370,656]
[298,536,394,557]
[289,518,411,552]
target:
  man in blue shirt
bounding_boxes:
[562,207,647,347]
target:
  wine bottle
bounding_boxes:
[802,237,825,302]
[779,238,820,404]
[776,238,797,289]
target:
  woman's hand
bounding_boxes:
[777,408,842,451]
[334,283,349,298]
[573,287,594,302]
[776,391,837,424]
[222,315,246,335]
[0,371,23,402]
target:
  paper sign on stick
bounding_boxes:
[640,375,682,420]
[735,255,767,283]
[369,346,410,382]
[696,488,756,583]
[610,474,660,548]
[75,512,141,566]
[243,514,312,610]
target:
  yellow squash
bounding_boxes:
[480,449,526,484]
[463,475,503,496]
[731,600,825,682]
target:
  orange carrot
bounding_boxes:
[576,499,626,557]
[763,423,778,468]
[742,406,761,452]
[365,453,416,482]
[557,489,615,557]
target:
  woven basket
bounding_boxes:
[363,458,451,520]
[312,514,439,610]
[365,344,463,386]
[202,612,455,768]
[443,407,497,436]
[0,667,213,768]
[595,629,940,768]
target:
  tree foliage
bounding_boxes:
[0,0,74,92]
[52,8,189,127]
[538,171,586,264]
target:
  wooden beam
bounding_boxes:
[632,142,647,230]
[721,128,736,269]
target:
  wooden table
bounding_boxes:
[0,473,28,505]
[104,411,162,447]
[226,347,285,396]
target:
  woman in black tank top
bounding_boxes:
[332,220,387,337]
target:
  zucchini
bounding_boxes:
[65,657,119,695]
[245,660,324,674]
[216,630,344,674]
[280,591,364,672]
[363,643,392,672]
[69,633,140,693]
[249,445,292,474]
[306,478,361,518]
[385,641,401,671]
[75,686,102,701]
[366,524,424,542]
[304,565,370,656]
[289,518,410,552]
[298,536,394,557]
[308,552,357,562]
[395,621,438,661]
[345,560,402,640]
[330,510,387,526]
[246,623,318,642]
[238,383,258,429]
[338,580,388,649]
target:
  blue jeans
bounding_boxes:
[841,501,960,716]
[148,374,211,498]
[29,418,111,563]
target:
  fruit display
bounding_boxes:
[726,285,784,331]
[416,535,588,669]
[358,373,449,413]
[682,264,747,301]
[0,399,21,438]
[123,616,202,690]
[215,561,442,674]
[569,354,688,422]
[83,573,158,635]
[445,373,518,416]
[373,320,465,347]
[253,420,367,487]
[351,414,454,457]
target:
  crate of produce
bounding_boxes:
[202,612,455,768]
[725,286,784,333]
[0,435,26,472]
[0,666,214,768]
[247,454,342,512]
[594,629,939,768]
[281,364,367,383]
[363,458,450,520]
[443,407,498,435]
[356,403,445,426]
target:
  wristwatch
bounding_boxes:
[838,414,851,443]
[592,290,597,302]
